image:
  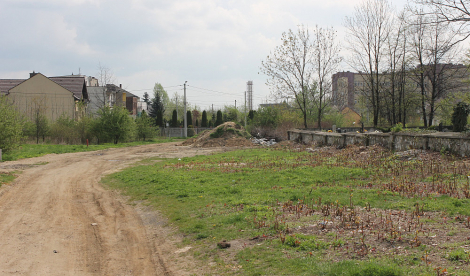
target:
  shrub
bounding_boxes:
[49,115,77,144]
[390,123,403,133]
[92,106,135,144]
[452,102,470,132]
[0,96,24,152]
[136,110,157,141]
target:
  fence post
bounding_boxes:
[0,149,2,162]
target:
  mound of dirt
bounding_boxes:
[182,122,254,148]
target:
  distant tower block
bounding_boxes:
[246,81,253,111]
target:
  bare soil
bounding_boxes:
[0,142,231,276]
[182,122,254,148]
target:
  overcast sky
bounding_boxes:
[0,0,410,111]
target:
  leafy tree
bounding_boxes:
[223,106,239,123]
[171,109,178,127]
[201,110,208,127]
[49,115,76,144]
[0,96,24,152]
[186,111,193,127]
[149,83,169,124]
[248,110,256,121]
[215,110,223,126]
[452,102,470,132]
[92,106,135,144]
[136,110,156,141]
[252,106,280,128]
[156,109,164,127]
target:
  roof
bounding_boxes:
[0,79,25,95]
[50,76,87,100]
[106,84,139,99]
[0,74,88,100]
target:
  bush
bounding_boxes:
[0,96,24,152]
[452,102,470,132]
[390,123,403,133]
[136,110,157,141]
[92,107,135,144]
[49,115,77,144]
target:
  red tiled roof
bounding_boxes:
[0,79,25,95]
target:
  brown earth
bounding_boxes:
[182,122,254,148]
[0,142,233,276]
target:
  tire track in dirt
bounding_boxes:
[0,143,228,275]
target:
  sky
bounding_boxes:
[0,0,410,111]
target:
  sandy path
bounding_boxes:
[0,143,225,275]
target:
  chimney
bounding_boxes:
[120,84,122,88]
[29,71,37,78]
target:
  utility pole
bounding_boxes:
[235,100,236,109]
[184,81,187,138]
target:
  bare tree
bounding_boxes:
[406,12,465,126]
[344,0,394,127]
[311,25,342,129]
[261,25,315,128]
[412,0,470,40]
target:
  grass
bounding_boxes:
[1,138,178,161]
[103,146,470,275]
[0,172,16,187]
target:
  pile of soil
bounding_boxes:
[182,122,254,148]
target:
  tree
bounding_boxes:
[452,102,470,132]
[171,109,178,127]
[345,0,394,127]
[201,110,208,127]
[149,83,168,125]
[248,110,256,121]
[406,12,465,126]
[412,0,470,41]
[0,96,24,152]
[186,110,193,127]
[215,110,223,126]
[261,25,316,128]
[310,25,342,129]
[223,106,239,123]
[136,110,156,141]
[96,64,115,108]
[142,92,150,111]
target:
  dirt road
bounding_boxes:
[0,143,226,275]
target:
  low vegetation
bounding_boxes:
[1,138,176,161]
[104,144,470,275]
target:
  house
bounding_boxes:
[341,106,362,127]
[87,83,139,116]
[0,72,88,121]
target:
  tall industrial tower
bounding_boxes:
[246,81,253,111]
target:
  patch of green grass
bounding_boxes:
[103,147,470,275]
[1,138,177,161]
[447,248,469,262]
[0,172,16,186]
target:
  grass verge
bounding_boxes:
[1,138,178,161]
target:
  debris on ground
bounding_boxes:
[217,240,231,249]
[251,138,277,146]
[182,122,254,148]
[395,149,426,161]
